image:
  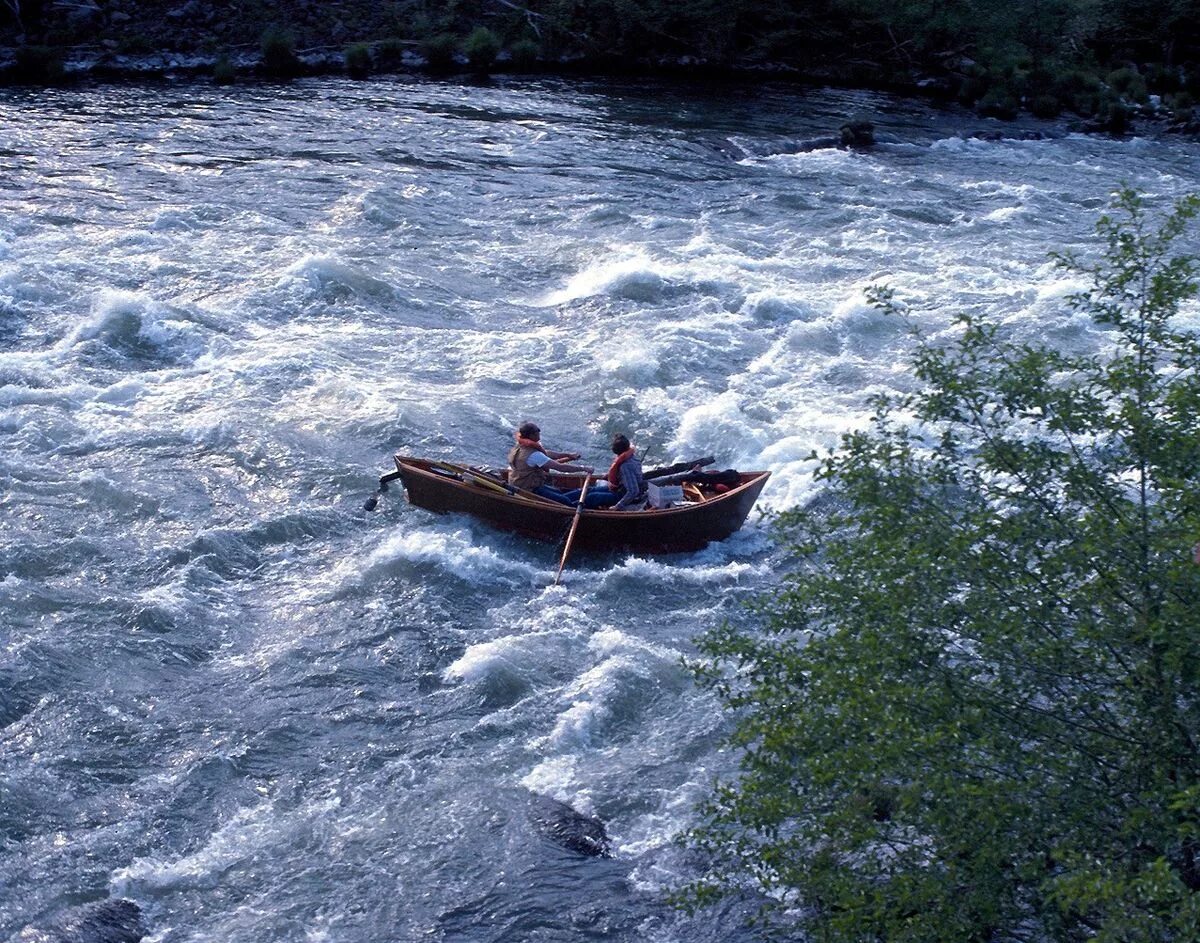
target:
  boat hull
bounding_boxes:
[394,457,769,554]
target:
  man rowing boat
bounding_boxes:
[507,422,615,508]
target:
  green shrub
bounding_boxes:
[684,188,1200,943]
[212,54,236,85]
[375,38,407,71]
[422,32,458,70]
[508,38,539,71]
[977,86,1020,119]
[345,42,372,79]
[1107,67,1148,103]
[12,46,65,83]
[1054,68,1101,96]
[957,72,989,105]
[1100,100,1131,134]
[409,12,439,40]
[464,26,500,73]
[1030,94,1062,118]
[1146,62,1183,93]
[260,27,300,78]
[116,34,155,55]
[756,28,809,63]
[1167,91,1195,122]
[1050,68,1101,114]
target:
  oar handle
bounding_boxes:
[364,470,405,511]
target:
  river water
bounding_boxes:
[1,75,1197,941]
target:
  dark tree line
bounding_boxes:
[4,0,1200,117]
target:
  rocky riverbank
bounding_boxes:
[2,0,1199,138]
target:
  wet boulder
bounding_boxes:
[970,129,1050,142]
[530,795,612,857]
[839,120,875,148]
[15,899,144,943]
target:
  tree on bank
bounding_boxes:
[685,188,1200,941]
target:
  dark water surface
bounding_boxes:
[1,75,1198,941]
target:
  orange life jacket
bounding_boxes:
[607,448,635,488]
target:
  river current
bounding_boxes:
[1,75,1198,941]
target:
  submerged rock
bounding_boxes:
[530,795,612,857]
[15,899,144,943]
[971,129,1051,141]
[839,120,875,148]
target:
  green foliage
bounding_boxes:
[464,26,500,72]
[116,34,155,55]
[1030,93,1063,117]
[1167,91,1196,122]
[422,31,458,70]
[1053,67,1105,114]
[508,37,540,70]
[685,189,1200,942]
[977,85,1021,118]
[1108,66,1149,103]
[260,26,300,78]
[375,37,407,70]
[345,41,372,79]
[1146,62,1184,93]
[1100,100,1132,134]
[212,54,236,85]
[5,0,1200,102]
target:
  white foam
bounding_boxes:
[619,776,713,860]
[981,206,1021,222]
[282,254,394,298]
[351,527,546,587]
[520,755,592,813]
[442,627,581,684]
[596,344,660,383]
[112,801,285,892]
[740,288,820,322]
[602,555,766,587]
[60,290,208,362]
[534,628,685,751]
[94,378,148,404]
[671,390,769,462]
[64,290,152,346]
[755,147,856,173]
[780,318,842,355]
[831,292,910,346]
[538,250,668,306]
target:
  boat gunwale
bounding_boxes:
[393,454,770,518]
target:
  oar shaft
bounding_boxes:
[554,478,592,585]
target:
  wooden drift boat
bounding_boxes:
[393,455,770,554]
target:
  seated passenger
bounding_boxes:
[507,422,614,508]
[603,433,648,511]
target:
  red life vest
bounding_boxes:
[607,448,635,488]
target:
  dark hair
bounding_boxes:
[611,434,631,454]
[518,422,541,440]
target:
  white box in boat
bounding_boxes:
[647,483,683,508]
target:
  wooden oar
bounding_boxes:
[643,455,715,479]
[554,477,592,586]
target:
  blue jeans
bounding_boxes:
[534,483,619,509]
